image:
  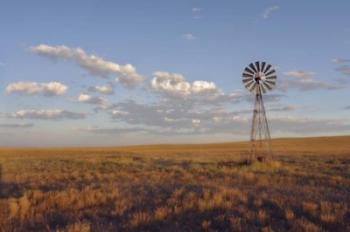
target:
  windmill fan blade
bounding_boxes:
[245,81,254,90]
[249,82,258,92]
[249,63,257,73]
[245,67,254,75]
[260,84,266,93]
[266,75,277,80]
[264,64,272,73]
[243,72,254,78]
[262,81,272,90]
[261,62,266,73]
[255,61,260,72]
[265,69,276,76]
[244,79,254,85]
[246,81,255,91]
[265,80,276,86]
[246,80,255,87]
[243,78,253,83]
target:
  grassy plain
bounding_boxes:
[0,136,349,231]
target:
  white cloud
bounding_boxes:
[151,71,222,99]
[31,44,143,88]
[283,71,316,79]
[262,5,279,19]
[111,110,129,116]
[336,65,350,75]
[192,7,202,19]
[88,84,114,95]
[282,71,340,91]
[0,123,34,128]
[151,71,191,97]
[12,109,85,120]
[332,58,350,77]
[78,94,108,108]
[192,119,201,126]
[183,33,196,40]
[332,58,350,64]
[78,94,92,102]
[192,81,218,95]
[6,81,67,96]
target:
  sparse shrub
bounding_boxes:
[257,209,269,225]
[261,226,273,232]
[302,202,318,215]
[253,198,263,207]
[320,213,336,224]
[154,207,170,221]
[201,220,211,231]
[7,198,19,219]
[60,222,91,232]
[285,208,294,221]
[112,198,132,217]
[130,211,152,227]
[229,216,242,231]
[295,218,321,232]
[18,194,31,222]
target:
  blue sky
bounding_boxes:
[0,0,350,147]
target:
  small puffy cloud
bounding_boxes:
[31,44,143,88]
[111,110,129,116]
[332,58,350,77]
[151,72,191,97]
[151,71,222,99]
[332,58,350,64]
[283,71,315,79]
[0,123,34,128]
[262,5,279,19]
[6,81,67,96]
[192,7,202,19]
[88,84,114,95]
[192,119,201,126]
[282,71,340,91]
[192,81,218,95]
[336,65,350,75]
[183,33,196,40]
[12,109,85,120]
[78,94,108,108]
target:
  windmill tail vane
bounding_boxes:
[242,61,276,162]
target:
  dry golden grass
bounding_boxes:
[0,136,349,231]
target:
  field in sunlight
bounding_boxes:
[0,136,349,231]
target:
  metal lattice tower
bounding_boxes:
[242,61,277,162]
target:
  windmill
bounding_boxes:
[242,61,277,162]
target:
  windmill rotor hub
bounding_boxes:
[242,61,277,94]
[254,72,266,82]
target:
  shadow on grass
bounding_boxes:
[0,164,23,198]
